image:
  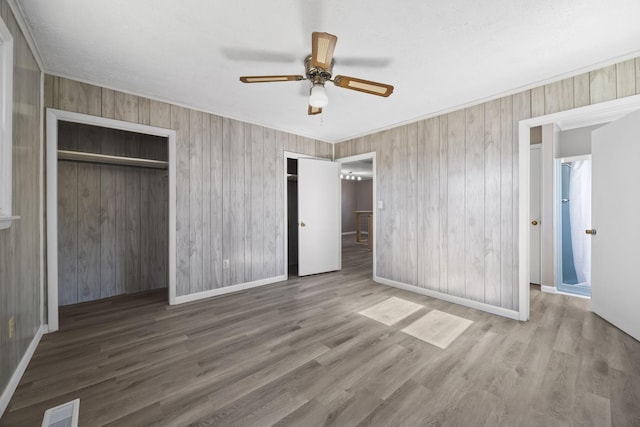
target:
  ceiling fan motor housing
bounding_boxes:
[305,54,334,85]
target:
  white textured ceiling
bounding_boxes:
[17,0,640,143]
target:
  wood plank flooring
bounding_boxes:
[2,237,640,426]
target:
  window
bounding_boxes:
[0,15,14,230]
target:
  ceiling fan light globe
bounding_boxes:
[309,85,329,108]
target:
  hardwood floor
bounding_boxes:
[2,237,639,426]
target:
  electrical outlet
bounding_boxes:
[223,259,230,269]
[8,316,14,339]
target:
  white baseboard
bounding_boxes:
[174,275,287,304]
[1,325,46,418]
[373,276,521,321]
[541,285,557,294]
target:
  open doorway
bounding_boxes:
[518,93,640,321]
[284,152,341,278]
[337,153,376,278]
[556,155,592,297]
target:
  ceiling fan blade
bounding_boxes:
[333,75,394,97]
[240,75,304,83]
[311,32,337,69]
[308,105,322,115]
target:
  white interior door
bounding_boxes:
[297,158,341,276]
[591,110,640,341]
[530,146,541,284]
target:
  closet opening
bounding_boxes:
[56,121,169,315]
[286,157,299,276]
[46,109,177,332]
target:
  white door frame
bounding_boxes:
[518,94,640,321]
[46,109,177,332]
[336,152,377,278]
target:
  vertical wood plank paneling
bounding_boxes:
[531,86,544,117]
[274,129,285,276]
[389,126,404,283]
[223,118,246,285]
[124,132,141,295]
[210,116,224,287]
[438,115,448,293]
[101,88,115,119]
[376,130,392,279]
[201,114,212,290]
[58,77,101,115]
[616,59,636,98]
[406,123,418,286]
[263,128,277,278]
[416,120,427,288]
[52,75,60,108]
[573,73,590,108]
[57,162,78,305]
[251,125,265,281]
[511,90,531,310]
[149,100,171,128]
[499,96,514,309]
[145,135,167,292]
[544,78,574,114]
[43,74,54,108]
[244,124,253,281]
[189,110,204,294]
[484,99,502,306]
[138,97,151,125]
[636,59,640,95]
[447,110,466,297]
[171,106,191,296]
[139,165,152,291]
[417,118,440,291]
[464,104,485,302]
[114,156,127,296]
[115,91,139,122]
[76,164,101,302]
[590,65,617,104]
[100,164,117,298]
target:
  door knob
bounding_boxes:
[531,220,538,226]
[585,229,596,235]
[300,222,306,227]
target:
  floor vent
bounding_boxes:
[42,399,79,427]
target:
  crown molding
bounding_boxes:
[5,0,45,71]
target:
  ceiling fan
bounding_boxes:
[239,32,394,115]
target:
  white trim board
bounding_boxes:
[374,276,520,321]
[517,94,640,322]
[0,13,15,230]
[45,109,177,332]
[174,275,287,304]
[0,325,45,418]
[336,152,377,279]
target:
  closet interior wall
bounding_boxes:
[57,121,168,305]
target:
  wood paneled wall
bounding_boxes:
[0,0,42,400]
[56,122,168,305]
[44,75,332,297]
[336,57,640,311]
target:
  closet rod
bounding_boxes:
[57,150,168,170]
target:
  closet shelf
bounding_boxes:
[57,150,168,170]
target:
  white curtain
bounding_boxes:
[569,160,592,286]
